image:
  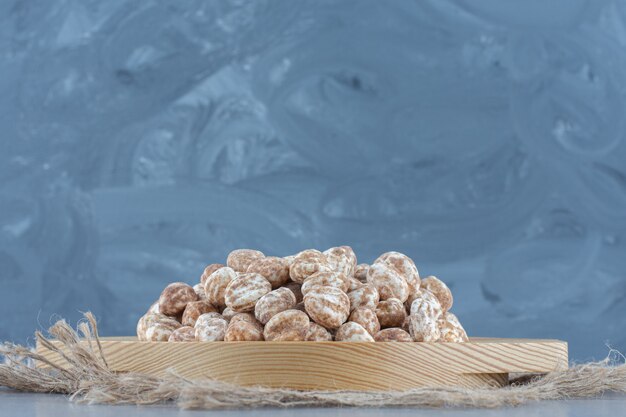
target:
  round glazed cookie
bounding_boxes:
[204,267,237,308]
[410,289,443,321]
[224,273,272,313]
[195,314,228,341]
[323,246,357,277]
[374,251,420,290]
[263,310,309,341]
[255,287,297,324]
[227,249,265,272]
[200,263,225,286]
[347,283,379,311]
[438,312,468,343]
[348,307,380,336]
[168,326,196,342]
[301,271,350,296]
[335,322,375,342]
[289,249,332,283]
[181,300,218,327]
[374,328,413,342]
[305,322,333,341]
[407,311,440,342]
[224,320,264,341]
[159,282,199,316]
[303,286,350,329]
[246,256,291,288]
[366,263,409,302]
[421,276,453,313]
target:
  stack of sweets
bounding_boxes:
[136,247,468,343]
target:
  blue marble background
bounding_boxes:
[1,0,625,360]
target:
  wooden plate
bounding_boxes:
[37,337,568,391]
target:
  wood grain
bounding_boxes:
[36,337,568,391]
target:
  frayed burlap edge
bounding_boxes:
[0,313,625,409]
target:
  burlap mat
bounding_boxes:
[0,313,624,409]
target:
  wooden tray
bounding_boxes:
[37,337,568,391]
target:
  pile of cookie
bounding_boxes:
[136,247,468,343]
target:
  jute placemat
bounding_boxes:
[0,313,624,409]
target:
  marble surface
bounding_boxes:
[1,390,625,417]
[1,1,626,360]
